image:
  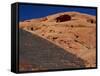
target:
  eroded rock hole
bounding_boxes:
[59,32,62,34]
[49,30,55,33]
[87,19,96,24]
[30,27,33,31]
[59,40,66,44]
[71,25,74,27]
[76,35,79,38]
[42,34,44,36]
[74,39,78,42]
[52,37,58,40]
[56,14,71,22]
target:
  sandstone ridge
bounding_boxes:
[19,12,96,69]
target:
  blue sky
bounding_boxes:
[19,4,96,21]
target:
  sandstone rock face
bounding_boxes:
[19,12,96,71]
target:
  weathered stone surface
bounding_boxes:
[19,29,85,71]
[19,12,96,71]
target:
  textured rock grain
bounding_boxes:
[19,12,96,71]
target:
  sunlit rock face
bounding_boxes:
[19,12,96,71]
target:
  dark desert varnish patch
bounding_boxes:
[56,14,71,22]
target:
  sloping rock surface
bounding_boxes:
[19,29,85,71]
[19,12,96,71]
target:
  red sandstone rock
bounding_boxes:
[19,12,96,67]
